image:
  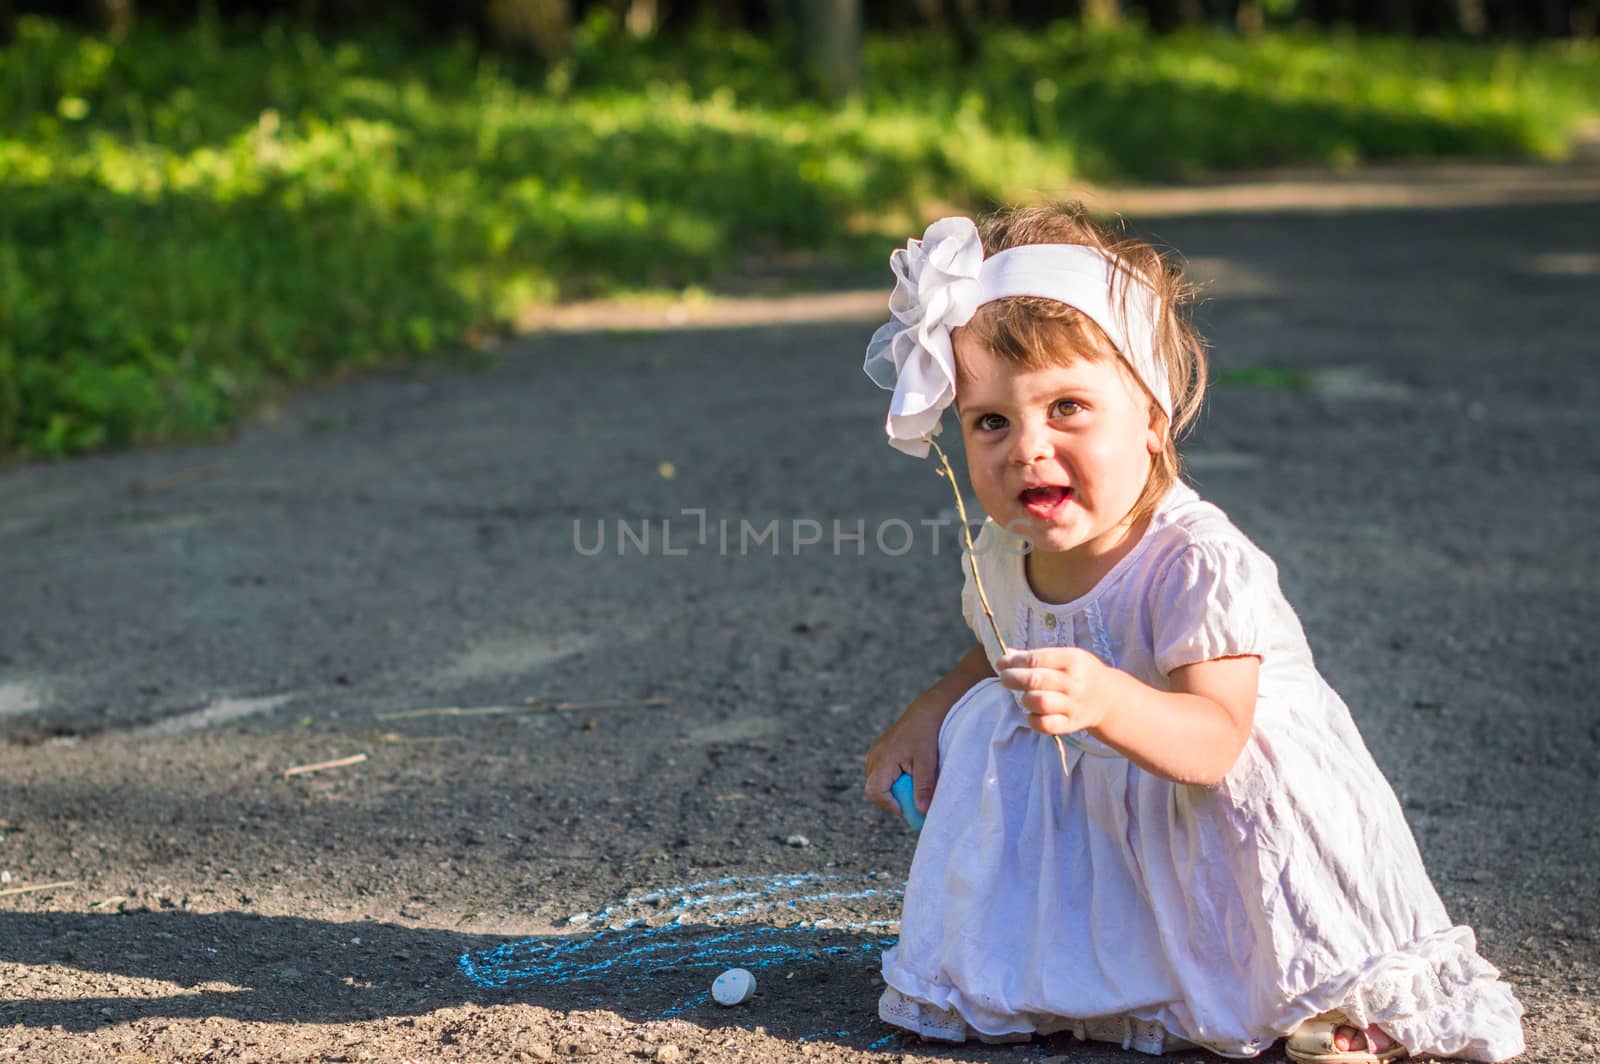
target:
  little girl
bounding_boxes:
[860,203,1525,1062]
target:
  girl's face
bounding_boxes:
[954,332,1162,570]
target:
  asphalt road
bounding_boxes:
[1,179,1597,1062]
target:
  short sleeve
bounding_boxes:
[1149,539,1277,676]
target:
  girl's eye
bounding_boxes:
[1050,399,1081,418]
[975,413,1007,432]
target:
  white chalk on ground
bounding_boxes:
[711,967,756,1006]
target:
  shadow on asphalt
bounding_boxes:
[1,910,934,1050]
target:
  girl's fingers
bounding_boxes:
[997,648,1089,671]
[910,757,938,814]
[997,666,1071,693]
[868,787,901,816]
[1029,712,1083,737]
[1017,689,1080,722]
[863,765,906,815]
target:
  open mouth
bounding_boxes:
[1019,485,1073,519]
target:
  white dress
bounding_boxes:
[880,482,1525,1061]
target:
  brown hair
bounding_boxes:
[956,201,1208,526]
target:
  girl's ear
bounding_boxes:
[1145,407,1167,455]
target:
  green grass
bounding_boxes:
[3,13,1597,457]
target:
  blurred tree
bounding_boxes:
[911,0,983,59]
[1545,0,1584,33]
[3,0,1589,46]
[1368,0,1413,32]
[1479,0,1569,34]
[786,0,860,100]
[1409,0,1463,34]
[1304,0,1353,25]
[94,0,133,39]
[486,0,571,57]
[1083,0,1122,28]
[624,0,658,35]
[1453,0,1487,34]
[1146,0,1206,29]
[1576,0,1598,35]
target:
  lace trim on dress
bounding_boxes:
[878,987,1194,1056]
[1014,604,1120,758]
[1323,926,1526,1062]
[1085,598,1115,665]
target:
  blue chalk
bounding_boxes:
[889,774,924,831]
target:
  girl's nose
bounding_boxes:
[1009,419,1052,465]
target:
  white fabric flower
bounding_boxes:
[863,217,985,457]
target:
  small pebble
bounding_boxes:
[784,834,810,848]
[654,1046,683,1063]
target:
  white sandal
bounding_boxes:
[877,986,967,1043]
[1286,1012,1407,1063]
[876,987,1033,1045]
[1073,1014,1193,1056]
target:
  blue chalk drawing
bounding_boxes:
[460,924,898,990]
[457,872,908,1044]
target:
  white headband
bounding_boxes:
[863,215,1171,458]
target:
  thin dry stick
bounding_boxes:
[541,698,670,713]
[0,879,77,898]
[927,436,1073,779]
[283,753,367,778]
[376,705,526,721]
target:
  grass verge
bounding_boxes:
[3,14,1597,456]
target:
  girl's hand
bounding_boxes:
[996,648,1118,736]
[864,644,993,819]
[864,696,944,819]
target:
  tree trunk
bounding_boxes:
[1411,0,1458,34]
[945,0,983,61]
[1451,0,1487,33]
[1083,0,1122,27]
[1146,0,1206,31]
[1304,0,1358,27]
[625,0,659,36]
[1483,0,1533,34]
[1540,0,1571,34]
[1358,0,1414,32]
[790,0,861,102]
[1573,0,1597,36]
[486,0,572,59]
[96,0,135,41]
[1236,0,1264,33]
